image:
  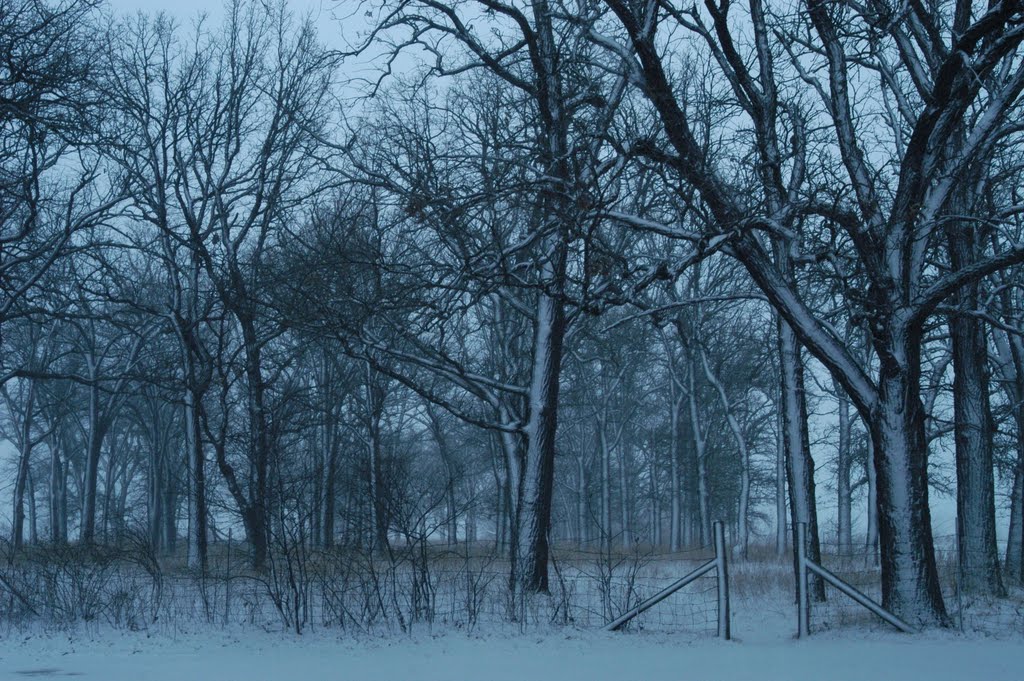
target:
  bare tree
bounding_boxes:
[596,0,1024,626]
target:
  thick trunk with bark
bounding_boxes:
[948,319,1004,594]
[871,319,949,626]
[515,290,566,593]
[947,226,1004,595]
[511,0,573,596]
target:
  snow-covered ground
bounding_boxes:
[2,589,1021,681]
[2,624,1022,681]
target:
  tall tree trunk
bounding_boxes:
[1007,454,1024,583]
[512,0,571,596]
[82,380,110,544]
[27,468,37,546]
[836,379,853,556]
[49,433,64,544]
[680,399,698,547]
[322,424,339,549]
[871,319,949,626]
[576,455,587,547]
[149,438,164,552]
[11,380,36,550]
[242,325,270,568]
[947,291,1004,593]
[162,471,177,552]
[866,434,879,564]
[515,289,566,593]
[491,430,512,552]
[115,460,131,540]
[186,384,208,572]
[945,216,1004,595]
[776,400,787,557]
[989,297,1023,583]
[619,442,632,548]
[102,436,117,541]
[599,424,611,554]
[501,424,524,585]
[778,318,826,601]
[649,455,659,546]
[670,391,683,552]
[686,356,711,545]
[364,363,389,552]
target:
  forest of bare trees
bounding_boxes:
[2,0,1024,633]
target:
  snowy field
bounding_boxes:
[2,588,1022,681]
[1,546,1020,680]
[2,621,1023,681]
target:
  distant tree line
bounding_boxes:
[2,0,1024,628]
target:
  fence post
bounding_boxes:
[954,514,963,632]
[713,520,730,640]
[796,521,809,638]
[224,528,232,626]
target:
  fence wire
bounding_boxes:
[0,539,722,637]
[806,535,1024,635]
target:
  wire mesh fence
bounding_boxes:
[0,537,723,638]
[7,527,1016,639]
[802,533,1024,636]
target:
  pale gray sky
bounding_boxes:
[103,0,352,48]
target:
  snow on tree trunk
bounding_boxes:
[776,403,787,557]
[510,0,571,597]
[778,318,825,601]
[515,289,566,594]
[871,318,949,626]
[836,378,853,556]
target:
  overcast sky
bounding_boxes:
[105,0,333,20]
[102,0,351,48]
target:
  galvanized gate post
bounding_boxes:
[796,522,809,638]
[713,521,730,640]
